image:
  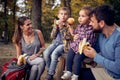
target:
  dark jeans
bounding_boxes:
[66,48,86,75]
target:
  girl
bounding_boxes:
[61,6,96,80]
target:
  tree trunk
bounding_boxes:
[63,0,71,16]
[31,0,42,30]
[13,0,16,23]
[67,0,71,16]
[3,0,8,44]
[63,0,67,7]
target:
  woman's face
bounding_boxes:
[21,19,33,33]
[78,10,89,25]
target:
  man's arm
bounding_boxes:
[83,37,120,74]
[94,38,120,74]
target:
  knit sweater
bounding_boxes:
[94,27,120,79]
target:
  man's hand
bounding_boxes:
[83,46,97,58]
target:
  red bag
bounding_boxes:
[1,58,26,80]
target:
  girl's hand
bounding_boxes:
[73,34,79,40]
[29,54,37,61]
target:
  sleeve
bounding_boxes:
[93,34,100,53]
[60,27,73,41]
[50,25,59,39]
[74,26,79,34]
[86,28,95,45]
[94,36,120,74]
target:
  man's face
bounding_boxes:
[89,14,102,32]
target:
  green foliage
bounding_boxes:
[0,0,120,43]
[104,0,120,26]
[41,0,105,42]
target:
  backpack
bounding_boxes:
[1,58,26,80]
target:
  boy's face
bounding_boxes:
[78,10,89,25]
[58,10,69,22]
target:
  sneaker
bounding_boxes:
[61,71,72,79]
[71,74,79,80]
[45,74,53,80]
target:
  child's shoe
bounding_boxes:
[45,74,53,80]
[71,74,79,80]
[61,71,72,79]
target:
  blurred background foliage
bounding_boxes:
[0,0,120,43]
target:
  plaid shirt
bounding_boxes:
[50,25,63,44]
[60,26,73,52]
[51,24,73,52]
[70,24,96,53]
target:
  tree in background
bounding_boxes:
[105,0,120,26]
[63,0,71,16]
[0,0,120,43]
[0,0,19,43]
[31,0,42,30]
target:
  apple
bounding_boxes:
[67,18,75,25]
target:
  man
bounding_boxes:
[83,4,120,80]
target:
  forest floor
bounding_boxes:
[0,42,63,80]
[0,42,50,75]
[0,42,103,80]
[0,42,16,75]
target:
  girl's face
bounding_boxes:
[58,10,69,22]
[78,10,89,25]
[21,19,33,33]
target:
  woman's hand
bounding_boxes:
[83,46,97,58]
[29,54,37,61]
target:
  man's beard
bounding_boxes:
[93,29,102,33]
[93,25,103,33]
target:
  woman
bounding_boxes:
[12,16,45,80]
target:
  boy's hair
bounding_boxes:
[90,4,114,26]
[58,7,70,15]
[81,6,92,16]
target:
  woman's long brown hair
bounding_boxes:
[12,16,29,45]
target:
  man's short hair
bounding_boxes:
[90,4,115,26]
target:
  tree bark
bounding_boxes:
[63,0,71,16]
[67,0,71,16]
[13,0,16,23]
[31,0,42,30]
[63,0,67,7]
[3,0,8,44]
